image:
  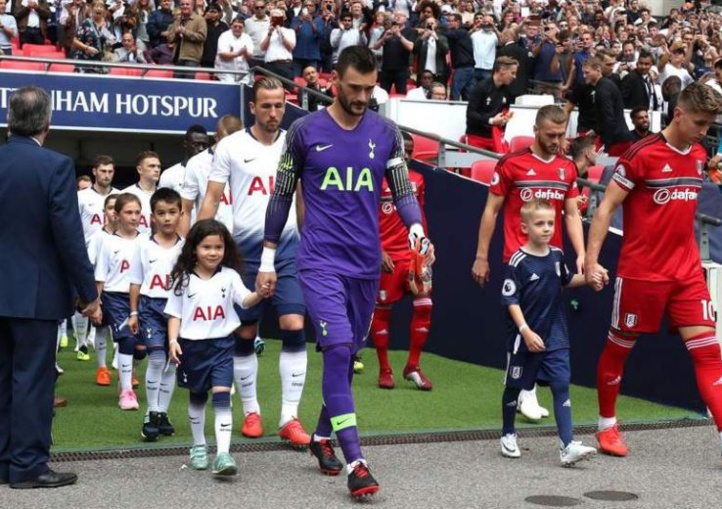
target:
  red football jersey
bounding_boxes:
[490,148,580,262]
[379,170,426,260]
[612,133,706,281]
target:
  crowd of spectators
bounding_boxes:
[1,1,722,110]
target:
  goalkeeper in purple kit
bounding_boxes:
[257,45,434,498]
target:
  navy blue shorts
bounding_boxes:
[235,257,305,323]
[176,336,234,393]
[298,269,377,353]
[138,295,168,352]
[504,347,571,390]
[103,291,140,344]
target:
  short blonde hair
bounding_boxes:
[520,199,554,223]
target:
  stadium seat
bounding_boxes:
[586,164,605,183]
[509,135,535,153]
[109,67,143,76]
[411,134,439,163]
[23,44,64,58]
[0,60,45,71]
[49,63,75,73]
[195,72,213,80]
[144,69,174,78]
[470,160,497,185]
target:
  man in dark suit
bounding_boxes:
[0,86,99,489]
[621,51,658,111]
[583,56,633,157]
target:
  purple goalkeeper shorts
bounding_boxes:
[298,269,378,352]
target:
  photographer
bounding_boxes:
[291,0,324,75]
[261,8,296,85]
[471,13,497,82]
[413,15,448,87]
[531,21,563,99]
[373,9,416,94]
[330,10,366,66]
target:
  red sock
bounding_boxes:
[597,329,636,419]
[407,297,432,370]
[686,333,722,431]
[371,306,391,372]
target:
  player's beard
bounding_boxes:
[338,89,367,117]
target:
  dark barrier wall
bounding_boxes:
[248,94,705,413]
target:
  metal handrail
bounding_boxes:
[0,54,249,78]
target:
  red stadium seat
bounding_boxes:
[144,69,174,78]
[470,159,497,185]
[0,60,45,71]
[49,63,75,73]
[411,134,439,163]
[195,72,213,80]
[509,135,535,153]
[109,67,143,76]
[23,44,64,58]
[586,164,605,183]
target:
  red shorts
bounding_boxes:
[377,258,413,305]
[611,274,715,333]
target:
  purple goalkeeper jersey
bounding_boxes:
[283,109,411,279]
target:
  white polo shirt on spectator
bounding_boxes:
[264,27,295,63]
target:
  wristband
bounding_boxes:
[518,323,529,333]
[169,339,178,345]
[130,311,139,316]
[259,246,277,272]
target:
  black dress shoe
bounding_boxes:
[10,470,77,489]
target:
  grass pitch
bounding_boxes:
[51,339,700,452]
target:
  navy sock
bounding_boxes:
[502,386,521,436]
[550,381,573,447]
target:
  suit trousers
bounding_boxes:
[0,317,57,483]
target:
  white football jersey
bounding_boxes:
[87,228,112,266]
[128,235,185,299]
[95,232,141,293]
[78,186,120,245]
[182,148,233,231]
[121,184,155,235]
[208,128,298,262]
[159,162,185,194]
[164,267,252,340]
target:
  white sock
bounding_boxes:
[118,353,134,391]
[233,355,260,416]
[598,416,617,430]
[87,325,97,349]
[74,311,89,349]
[214,405,233,454]
[158,363,177,413]
[95,327,108,368]
[145,350,165,413]
[56,326,62,352]
[518,386,537,404]
[279,349,307,426]
[112,343,118,370]
[59,320,67,338]
[188,402,206,446]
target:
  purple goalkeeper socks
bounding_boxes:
[318,345,363,463]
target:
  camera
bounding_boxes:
[271,16,284,27]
